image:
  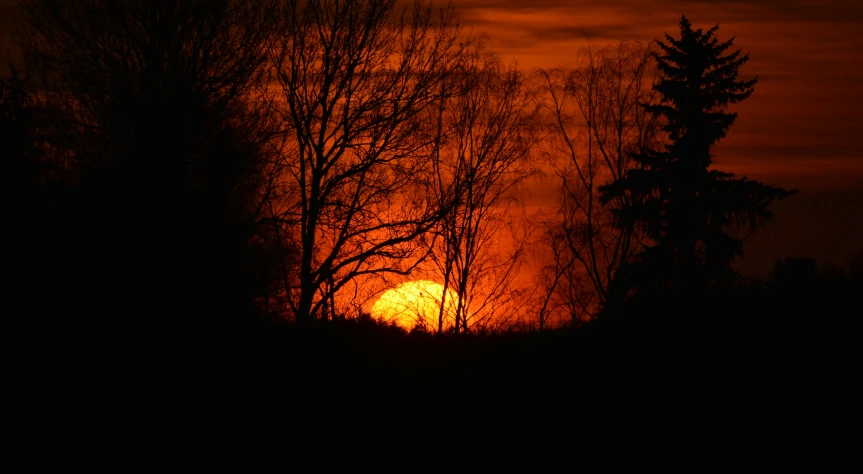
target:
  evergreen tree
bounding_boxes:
[600,16,795,299]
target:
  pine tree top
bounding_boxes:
[647,15,758,166]
[656,16,757,108]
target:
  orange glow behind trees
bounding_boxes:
[424,37,541,334]
[370,280,460,331]
[3,0,854,332]
[269,0,467,324]
[534,40,661,327]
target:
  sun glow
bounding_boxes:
[370,280,460,331]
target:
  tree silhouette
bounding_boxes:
[537,40,661,326]
[0,65,76,330]
[269,0,465,325]
[425,38,540,334]
[0,68,35,203]
[599,16,796,302]
[14,0,282,328]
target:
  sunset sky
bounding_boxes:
[456,0,863,186]
[449,0,863,274]
[1,0,860,275]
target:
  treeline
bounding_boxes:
[0,4,831,466]
[0,1,842,337]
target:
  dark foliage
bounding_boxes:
[600,16,796,303]
[0,69,35,196]
[5,0,283,335]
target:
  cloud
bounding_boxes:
[454,0,862,24]
[448,0,863,191]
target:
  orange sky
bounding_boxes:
[450,0,863,274]
[453,0,863,190]
[2,0,861,274]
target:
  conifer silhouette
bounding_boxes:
[600,16,796,300]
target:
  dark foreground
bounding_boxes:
[12,284,829,469]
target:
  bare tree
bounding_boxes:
[536,40,662,325]
[425,39,542,335]
[270,0,466,324]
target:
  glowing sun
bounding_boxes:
[371,280,459,331]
